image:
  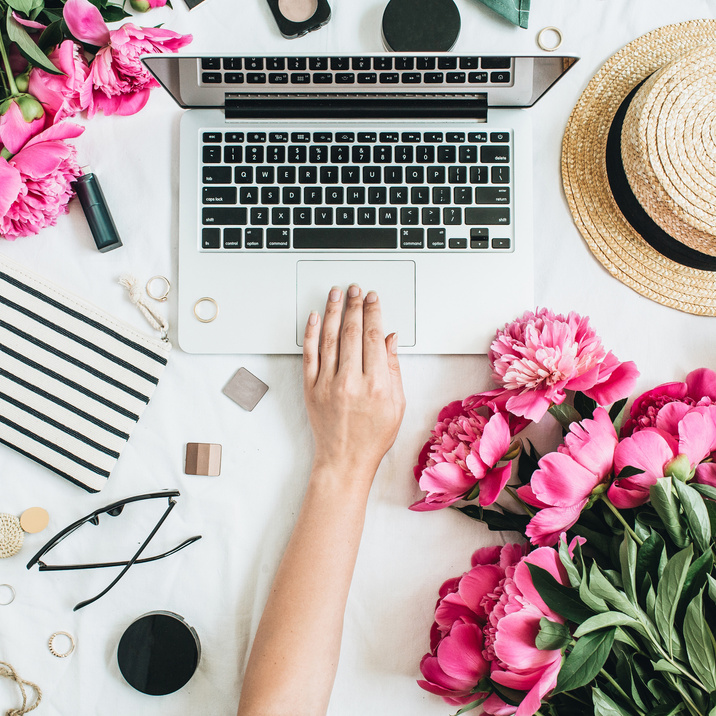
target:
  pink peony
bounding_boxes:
[0,122,84,240]
[487,308,639,422]
[517,408,618,545]
[621,368,716,437]
[410,400,520,511]
[130,0,169,11]
[0,98,46,155]
[64,0,192,118]
[28,41,90,124]
[419,540,578,715]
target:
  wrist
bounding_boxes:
[309,458,378,499]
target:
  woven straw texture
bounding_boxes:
[0,513,23,559]
[562,20,716,315]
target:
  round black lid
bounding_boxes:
[117,612,200,696]
[382,0,461,52]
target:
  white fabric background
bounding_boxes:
[2,1,716,714]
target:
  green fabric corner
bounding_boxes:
[477,0,530,28]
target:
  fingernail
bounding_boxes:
[391,333,399,354]
[329,287,342,302]
[308,311,318,326]
[348,284,360,298]
[365,291,378,304]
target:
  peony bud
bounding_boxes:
[14,71,30,93]
[130,0,168,10]
[0,94,45,122]
[665,454,692,482]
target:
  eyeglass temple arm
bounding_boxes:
[73,497,179,611]
[37,535,202,571]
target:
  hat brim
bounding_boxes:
[562,20,716,315]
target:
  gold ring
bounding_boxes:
[0,584,15,605]
[49,631,75,658]
[193,297,219,323]
[537,26,563,52]
[146,275,171,302]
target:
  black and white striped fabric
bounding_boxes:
[0,255,171,492]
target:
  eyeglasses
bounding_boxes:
[26,490,201,611]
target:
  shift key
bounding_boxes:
[202,207,247,225]
[465,208,510,225]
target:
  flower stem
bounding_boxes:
[504,485,535,517]
[0,31,19,97]
[600,495,643,546]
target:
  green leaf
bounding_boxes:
[6,9,62,75]
[7,0,43,15]
[553,628,616,694]
[636,531,666,600]
[617,465,646,479]
[692,483,716,501]
[574,391,598,420]
[592,687,628,716]
[614,626,642,652]
[650,477,688,548]
[516,439,540,486]
[652,659,683,675]
[609,397,629,434]
[588,563,640,619]
[678,549,713,623]
[489,681,527,707]
[573,611,646,638]
[673,478,712,552]
[536,617,572,650]
[558,536,581,588]
[452,698,485,716]
[548,401,582,430]
[684,588,716,691]
[708,574,716,603]
[526,563,595,624]
[99,2,130,21]
[37,19,63,52]
[620,533,638,605]
[654,544,693,659]
[453,505,530,534]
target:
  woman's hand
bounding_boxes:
[302,284,406,484]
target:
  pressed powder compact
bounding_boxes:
[382,0,461,52]
[265,0,331,39]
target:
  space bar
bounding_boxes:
[293,228,397,249]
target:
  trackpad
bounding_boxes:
[296,260,416,347]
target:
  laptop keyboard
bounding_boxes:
[200,126,513,252]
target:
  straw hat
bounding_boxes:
[562,20,716,315]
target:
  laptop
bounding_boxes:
[142,53,577,354]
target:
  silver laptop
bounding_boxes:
[143,53,577,354]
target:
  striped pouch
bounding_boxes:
[0,254,171,493]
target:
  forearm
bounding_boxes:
[237,461,374,716]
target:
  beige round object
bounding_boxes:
[19,507,49,534]
[0,514,24,559]
[561,20,716,315]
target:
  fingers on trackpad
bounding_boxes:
[295,260,416,347]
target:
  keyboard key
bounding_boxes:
[443,207,462,224]
[315,207,333,225]
[304,187,322,204]
[380,207,397,225]
[313,132,333,142]
[331,145,350,163]
[380,73,399,83]
[288,57,307,70]
[248,132,266,142]
[476,187,510,204]
[341,166,361,183]
[447,132,465,142]
[330,57,350,70]
[245,58,264,70]
[358,73,377,83]
[390,187,408,204]
[336,132,355,143]
[271,207,290,224]
[310,145,328,163]
[449,166,467,184]
[465,208,510,225]
[269,73,289,84]
[395,146,414,163]
[470,228,489,249]
[336,208,355,224]
[395,57,414,70]
[438,57,458,69]
[223,58,242,70]
[309,57,328,70]
[468,72,488,83]
[374,146,392,163]
[368,186,386,204]
[256,167,274,183]
[326,187,344,204]
[347,187,365,203]
[224,145,243,163]
[482,57,511,69]
[470,166,488,184]
[203,132,222,143]
[421,207,440,224]
[490,132,510,143]
[352,146,371,163]
[261,187,280,204]
[380,132,399,143]
[411,186,429,204]
[203,207,247,225]
[246,146,264,163]
[250,208,269,225]
[428,228,446,248]
[267,146,286,163]
[223,228,242,248]
[202,58,221,70]
[225,73,244,83]
[406,167,423,183]
[320,166,339,184]
[374,57,393,70]
[468,132,487,143]
[336,73,356,84]
[491,165,510,183]
[447,72,466,83]
[492,238,511,249]
[299,166,317,183]
[432,187,450,204]
[352,57,371,70]
[277,166,296,183]
[363,166,381,184]
[402,72,421,83]
[291,73,312,84]
[203,146,221,163]
[247,73,267,83]
[400,228,424,249]
[289,145,307,163]
[240,187,258,204]
[267,228,291,248]
[490,71,511,83]
[293,207,311,225]
[203,186,236,204]
[459,57,479,69]
[424,132,443,142]
[235,166,253,183]
[314,73,333,84]
[202,73,222,83]
[293,227,397,249]
[424,72,444,83]
[244,228,264,248]
[358,132,377,142]
[454,187,472,203]
[459,146,477,163]
[203,166,232,183]
[266,58,285,70]
[358,208,376,225]
[282,187,301,203]
[438,146,456,163]
[384,166,403,184]
[416,146,435,163]
[417,57,435,69]
[401,133,421,143]
[202,227,220,248]
[481,145,510,163]
[401,207,419,224]
[449,238,467,249]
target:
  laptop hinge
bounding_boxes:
[224,93,488,121]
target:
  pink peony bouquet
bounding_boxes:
[0,0,191,239]
[414,308,716,716]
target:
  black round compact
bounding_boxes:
[382,0,461,52]
[117,611,201,696]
